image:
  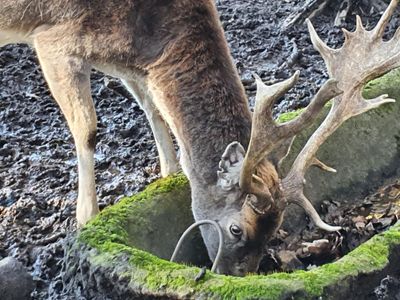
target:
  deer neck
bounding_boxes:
[144,2,252,187]
[149,64,251,186]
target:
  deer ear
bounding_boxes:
[217,142,245,191]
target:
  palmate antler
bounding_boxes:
[239,74,342,210]
[241,0,400,231]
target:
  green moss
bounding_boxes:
[77,172,400,299]
[79,173,189,252]
[276,108,305,123]
[363,68,400,100]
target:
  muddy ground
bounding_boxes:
[0,0,399,299]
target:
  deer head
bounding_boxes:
[196,0,400,276]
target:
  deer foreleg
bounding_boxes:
[34,39,99,227]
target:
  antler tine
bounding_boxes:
[311,157,337,173]
[254,71,300,121]
[284,170,340,232]
[239,71,300,195]
[355,15,365,32]
[253,73,278,117]
[278,79,342,136]
[341,28,353,43]
[358,94,396,115]
[373,0,399,39]
[282,0,400,232]
[294,192,341,232]
[306,19,337,63]
[394,24,400,41]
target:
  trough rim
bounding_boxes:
[78,173,400,300]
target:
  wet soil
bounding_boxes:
[0,0,399,299]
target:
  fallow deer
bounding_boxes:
[1,0,400,276]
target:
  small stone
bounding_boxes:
[352,215,366,224]
[365,222,375,232]
[302,239,331,256]
[374,217,394,229]
[277,250,304,272]
[0,257,34,300]
[355,222,366,230]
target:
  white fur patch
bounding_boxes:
[217,141,245,191]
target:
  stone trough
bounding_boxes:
[64,70,400,299]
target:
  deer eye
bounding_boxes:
[229,224,243,237]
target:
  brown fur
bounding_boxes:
[0,0,282,275]
[1,0,253,181]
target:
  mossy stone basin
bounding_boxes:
[68,175,400,299]
[64,70,400,299]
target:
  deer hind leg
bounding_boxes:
[34,42,99,227]
[122,79,179,177]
